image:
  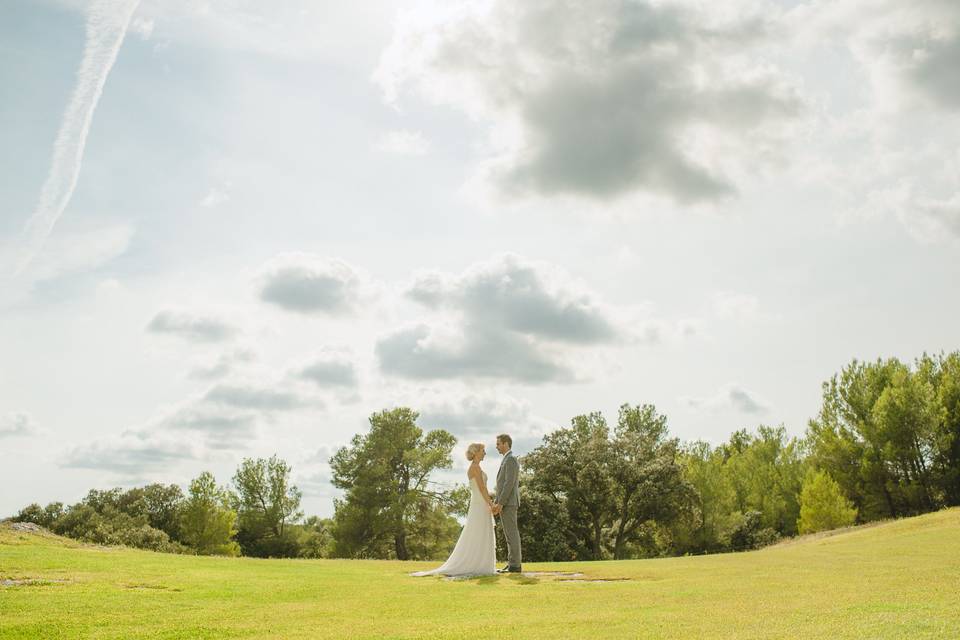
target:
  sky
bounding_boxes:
[1,0,958,519]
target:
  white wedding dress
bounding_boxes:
[411,470,496,577]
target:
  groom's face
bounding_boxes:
[496,440,509,455]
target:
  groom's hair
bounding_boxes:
[496,433,512,448]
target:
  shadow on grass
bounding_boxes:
[469,574,540,586]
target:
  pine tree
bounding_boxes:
[797,469,858,534]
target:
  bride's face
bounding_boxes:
[477,447,486,461]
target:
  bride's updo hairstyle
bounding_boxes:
[465,442,484,461]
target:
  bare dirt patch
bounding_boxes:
[2,577,68,587]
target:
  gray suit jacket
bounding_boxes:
[495,451,520,508]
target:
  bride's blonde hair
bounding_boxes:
[465,442,485,461]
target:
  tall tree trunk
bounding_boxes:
[394,464,410,560]
[614,509,632,560]
[394,532,408,561]
[613,490,634,560]
[592,517,603,560]
[912,436,935,510]
[871,445,898,517]
[881,481,897,518]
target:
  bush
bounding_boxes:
[9,495,185,553]
[797,469,858,534]
[297,517,335,559]
[728,510,780,551]
[13,502,64,528]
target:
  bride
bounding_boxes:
[411,442,496,577]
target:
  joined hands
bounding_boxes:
[490,503,503,515]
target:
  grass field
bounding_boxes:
[2,508,959,639]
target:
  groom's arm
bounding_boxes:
[496,457,519,506]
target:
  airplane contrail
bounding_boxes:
[13,0,141,277]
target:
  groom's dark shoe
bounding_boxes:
[497,565,522,574]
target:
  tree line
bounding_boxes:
[12,457,333,559]
[10,351,960,561]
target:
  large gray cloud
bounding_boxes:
[377,324,572,383]
[159,406,259,449]
[203,382,315,411]
[296,356,358,388]
[905,32,960,110]
[377,254,624,383]
[257,253,361,315]
[147,310,236,343]
[407,254,619,344]
[846,0,960,111]
[376,0,804,203]
[62,436,198,475]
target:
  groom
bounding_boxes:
[492,433,521,573]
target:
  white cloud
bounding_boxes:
[188,347,258,380]
[2,224,133,284]
[712,291,777,324]
[375,129,430,156]
[200,184,231,208]
[147,309,237,343]
[786,0,960,241]
[0,412,39,438]
[417,389,552,442]
[129,0,396,61]
[13,0,141,276]
[130,16,154,40]
[681,383,770,415]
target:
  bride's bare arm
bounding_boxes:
[468,467,495,509]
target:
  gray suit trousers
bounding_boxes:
[499,504,521,568]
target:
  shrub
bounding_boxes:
[797,469,858,534]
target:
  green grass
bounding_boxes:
[2,509,959,639]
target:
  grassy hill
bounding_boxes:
[2,508,959,639]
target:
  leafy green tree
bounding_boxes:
[609,404,698,559]
[524,412,616,559]
[797,469,858,534]
[515,477,577,562]
[721,425,807,536]
[915,352,960,505]
[523,406,696,560]
[13,502,63,528]
[180,472,240,556]
[672,441,738,554]
[139,484,186,540]
[330,408,458,560]
[872,364,944,512]
[808,358,905,519]
[297,516,335,559]
[404,499,464,560]
[809,354,960,521]
[231,455,303,557]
